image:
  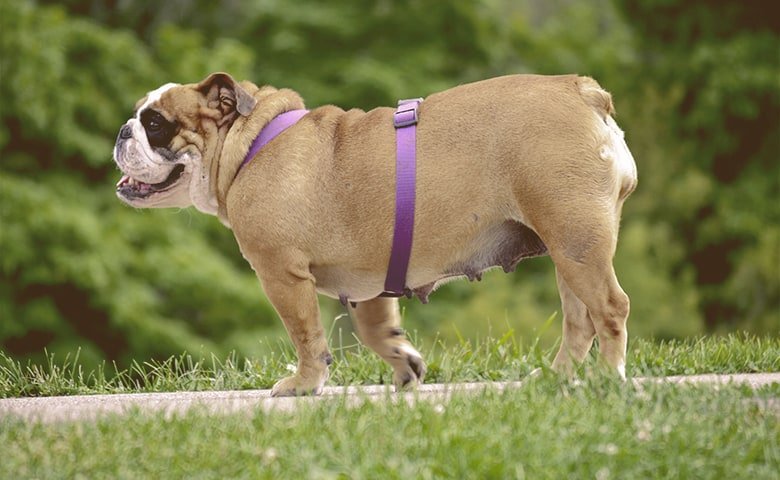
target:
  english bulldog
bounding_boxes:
[113,72,637,396]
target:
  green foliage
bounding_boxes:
[1,0,777,369]
[0,1,155,168]
[0,172,279,367]
[0,0,277,367]
[612,0,780,331]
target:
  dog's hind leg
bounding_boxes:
[519,85,634,378]
[548,223,630,379]
[526,193,629,379]
[349,297,426,389]
[551,268,597,376]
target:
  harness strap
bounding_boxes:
[383,98,423,295]
[240,109,309,170]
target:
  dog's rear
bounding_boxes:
[527,76,637,378]
[577,76,637,202]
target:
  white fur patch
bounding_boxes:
[136,83,180,119]
[132,83,180,170]
[399,344,422,360]
[603,116,637,186]
[617,361,626,380]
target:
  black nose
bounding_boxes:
[118,124,133,140]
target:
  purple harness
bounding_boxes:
[240,109,310,170]
[383,98,422,296]
[240,99,422,301]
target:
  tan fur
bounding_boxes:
[116,73,637,395]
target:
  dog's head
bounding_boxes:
[113,73,257,214]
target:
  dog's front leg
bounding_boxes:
[250,249,331,396]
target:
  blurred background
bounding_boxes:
[1,0,778,370]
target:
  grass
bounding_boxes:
[2,376,778,479]
[1,333,778,478]
[1,332,778,398]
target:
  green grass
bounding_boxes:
[1,333,778,398]
[1,333,778,479]
[2,376,778,479]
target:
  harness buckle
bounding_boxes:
[394,98,423,128]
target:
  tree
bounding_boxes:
[613,0,780,332]
[0,1,276,368]
[2,0,774,370]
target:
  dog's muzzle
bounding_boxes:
[117,123,133,141]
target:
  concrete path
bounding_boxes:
[1,373,778,423]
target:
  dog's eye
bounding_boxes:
[147,118,162,132]
[140,109,178,148]
[142,111,168,132]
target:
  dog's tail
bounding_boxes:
[577,76,615,120]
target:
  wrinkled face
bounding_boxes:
[113,83,211,211]
[113,73,256,214]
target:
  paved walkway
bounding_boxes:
[1,373,778,423]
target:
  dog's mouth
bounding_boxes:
[116,164,186,199]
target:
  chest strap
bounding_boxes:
[383,98,423,296]
[239,109,310,170]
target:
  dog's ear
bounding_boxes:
[197,72,257,116]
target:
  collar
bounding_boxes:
[239,109,309,170]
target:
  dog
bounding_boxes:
[113,72,637,396]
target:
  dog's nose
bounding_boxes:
[118,124,133,141]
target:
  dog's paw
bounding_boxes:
[391,344,426,391]
[271,373,327,397]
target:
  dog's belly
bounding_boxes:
[410,220,548,303]
[313,220,547,304]
[312,268,386,302]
